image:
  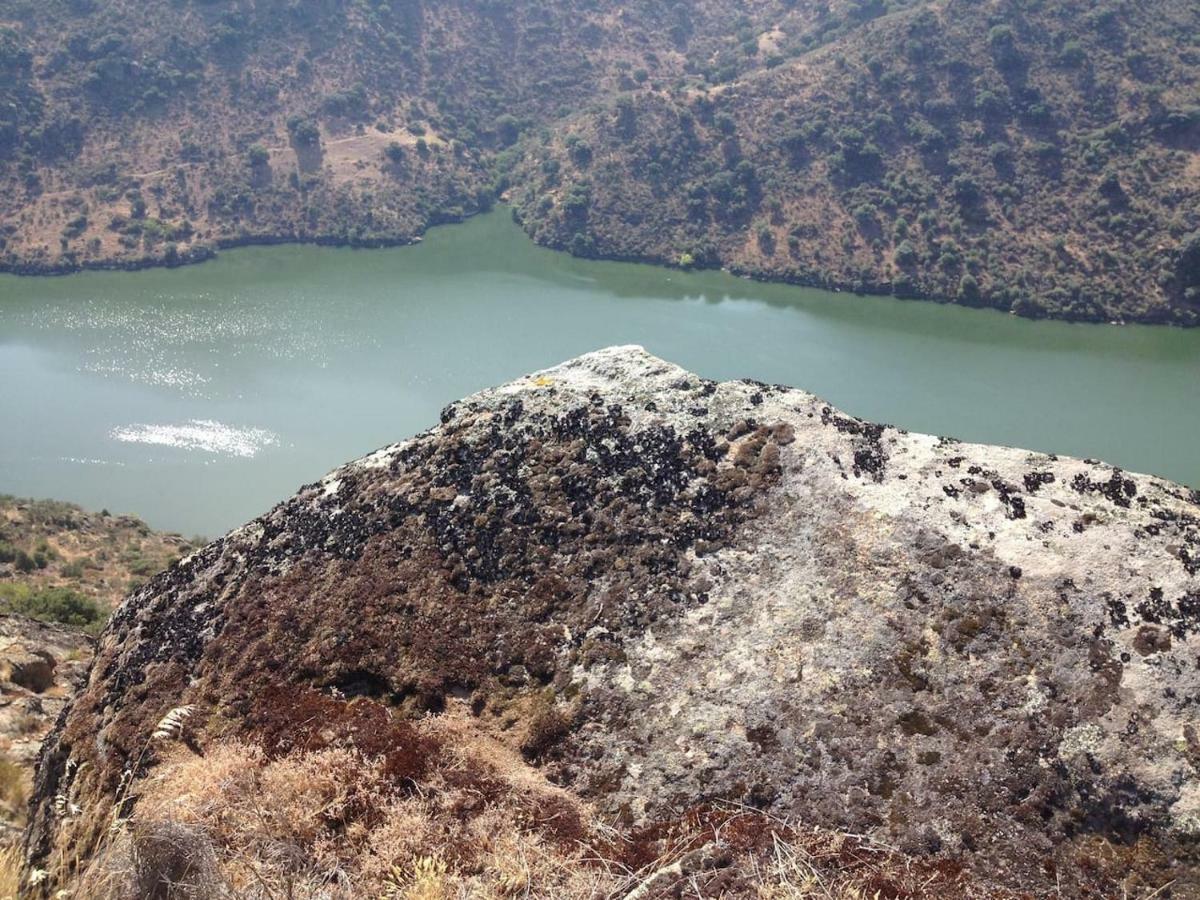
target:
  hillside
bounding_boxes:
[514,0,1200,324]
[23,347,1200,897]
[0,496,195,626]
[1,0,1197,323]
[0,498,186,848]
[0,0,806,269]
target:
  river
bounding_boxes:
[2,209,1197,537]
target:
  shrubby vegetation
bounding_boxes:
[513,0,1200,324]
[0,494,189,622]
[0,0,1197,323]
[0,583,105,631]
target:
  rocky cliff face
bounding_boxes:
[26,347,1200,896]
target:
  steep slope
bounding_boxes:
[0,0,815,272]
[0,615,91,841]
[1,0,1197,323]
[25,347,1200,897]
[0,498,185,849]
[515,0,1200,323]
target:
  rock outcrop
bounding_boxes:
[26,347,1200,896]
[0,615,92,843]
[0,616,91,771]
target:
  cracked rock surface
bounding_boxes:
[27,346,1200,895]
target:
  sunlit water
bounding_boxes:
[2,209,1198,537]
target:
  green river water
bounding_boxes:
[2,209,1197,537]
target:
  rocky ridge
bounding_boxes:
[25,346,1200,897]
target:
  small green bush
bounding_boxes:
[0,584,105,630]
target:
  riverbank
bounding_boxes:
[4,207,1196,327]
[0,232,430,279]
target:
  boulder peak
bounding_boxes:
[27,347,1200,895]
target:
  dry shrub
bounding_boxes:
[74,819,224,900]
[65,699,1028,899]
[0,843,18,900]
[0,755,26,824]
[82,712,609,899]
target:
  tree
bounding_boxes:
[286,115,320,147]
[247,143,269,167]
[952,175,982,210]
[755,221,775,255]
[565,134,592,167]
[494,114,520,147]
[1057,41,1085,68]
[958,273,981,304]
[1179,232,1200,301]
[569,232,595,256]
[988,25,1021,70]
[614,96,636,139]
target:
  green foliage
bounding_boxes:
[0,584,106,630]
[12,551,35,574]
[321,83,368,119]
[493,114,521,147]
[958,273,981,304]
[286,115,321,147]
[384,141,406,163]
[247,144,270,167]
[1179,232,1200,301]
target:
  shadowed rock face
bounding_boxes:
[26,346,1200,895]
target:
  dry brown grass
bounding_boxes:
[55,702,1026,900]
[75,711,610,899]
[0,844,19,900]
[0,755,27,827]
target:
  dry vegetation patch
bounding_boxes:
[0,496,193,615]
[58,698,1029,899]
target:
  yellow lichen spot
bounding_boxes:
[532,375,554,387]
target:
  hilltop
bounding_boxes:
[0,0,1197,323]
[24,347,1200,897]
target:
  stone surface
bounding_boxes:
[26,346,1200,895]
[0,616,92,771]
[0,645,55,695]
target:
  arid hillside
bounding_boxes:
[0,497,184,880]
[0,496,195,624]
[1,0,1197,323]
[0,0,827,270]
[23,347,1200,898]
[514,0,1200,324]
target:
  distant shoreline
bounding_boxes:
[1,211,1191,329]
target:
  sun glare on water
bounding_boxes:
[109,420,279,458]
